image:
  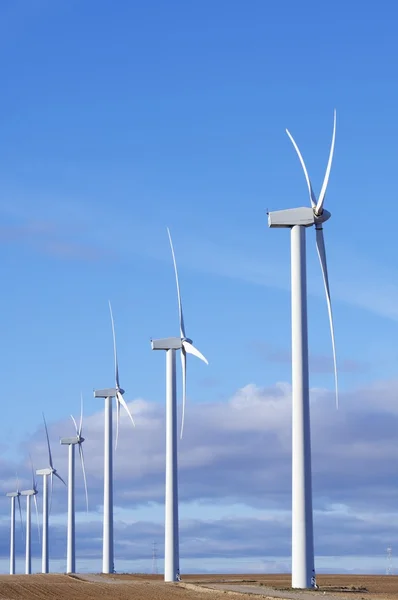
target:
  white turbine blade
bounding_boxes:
[78,444,89,513]
[182,340,209,364]
[54,470,67,486]
[315,227,339,409]
[70,414,79,435]
[116,390,135,428]
[115,395,121,451]
[167,227,186,339]
[29,454,36,489]
[42,414,54,469]
[79,392,84,436]
[33,494,41,544]
[286,128,317,209]
[180,347,187,440]
[17,494,24,542]
[49,472,54,515]
[109,300,120,389]
[316,109,337,215]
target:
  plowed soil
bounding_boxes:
[0,574,398,600]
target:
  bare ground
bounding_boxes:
[0,574,398,600]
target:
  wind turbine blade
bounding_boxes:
[78,444,89,513]
[116,390,135,428]
[167,227,186,339]
[180,347,187,440]
[17,494,24,542]
[54,471,67,486]
[33,494,41,544]
[315,226,339,409]
[79,392,84,436]
[182,340,209,364]
[70,414,79,435]
[29,454,36,489]
[109,300,120,389]
[286,128,317,209]
[115,395,121,451]
[49,472,54,515]
[42,414,54,469]
[15,472,24,540]
[316,109,337,215]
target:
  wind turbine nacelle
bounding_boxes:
[60,436,81,445]
[151,337,182,350]
[36,468,52,476]
[6,492,19,497]
[94,388,117,398]
[20,489,37,496]
[268,207,315,228]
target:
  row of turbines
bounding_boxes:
[5,111,337,589]
[6,408,88,575]
[4,229,207,581]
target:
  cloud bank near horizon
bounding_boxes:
[0,378,397,573]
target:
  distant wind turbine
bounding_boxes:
[267,110,338,588]
[151,228,208,582]
[36,414,66,574]
[94,302,135,574]
[60,396,89,574]
[5,475,23,575]
[20,457,40,574]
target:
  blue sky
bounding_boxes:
[1,0,398,575]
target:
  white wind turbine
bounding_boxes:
[36,414,66,574]
[20,457,40,574]
[151,228,208,582]
[268,111,338,588]
[5,475,23,575]
[94,302,135,574]
[60,397,89,574]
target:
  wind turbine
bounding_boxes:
[94,302,135,574]
[151,228,208,582]
[20,457,40,574]
[60,397,89,574]
[36,414,66,574]
[5,476,23,575]
[267,111,338,588]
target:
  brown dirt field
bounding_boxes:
[0,573,254,600]
[1,574,398,600]
[95,574,398,600]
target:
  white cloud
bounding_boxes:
[1,379,398,573]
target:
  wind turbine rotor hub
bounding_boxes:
[117,387,125,395]
[181,337,193,344]
[314,208,331,224]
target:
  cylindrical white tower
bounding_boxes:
[25,495,31,574]
[103,396,114,574]
[164,348,179,582]
[10,497,15,575]
[67,444,76,573]
[42,474,49,574]
[291,225,314,588]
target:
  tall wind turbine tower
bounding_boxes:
[60,398,88,574]
[387,545,393,575]
[94,302,135,574]
[268,111,338,588]
[151,228,208,582]
[5,477,23,575]
[20,459,40,574]
[152,541,158,575]
[36,414,66,574]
